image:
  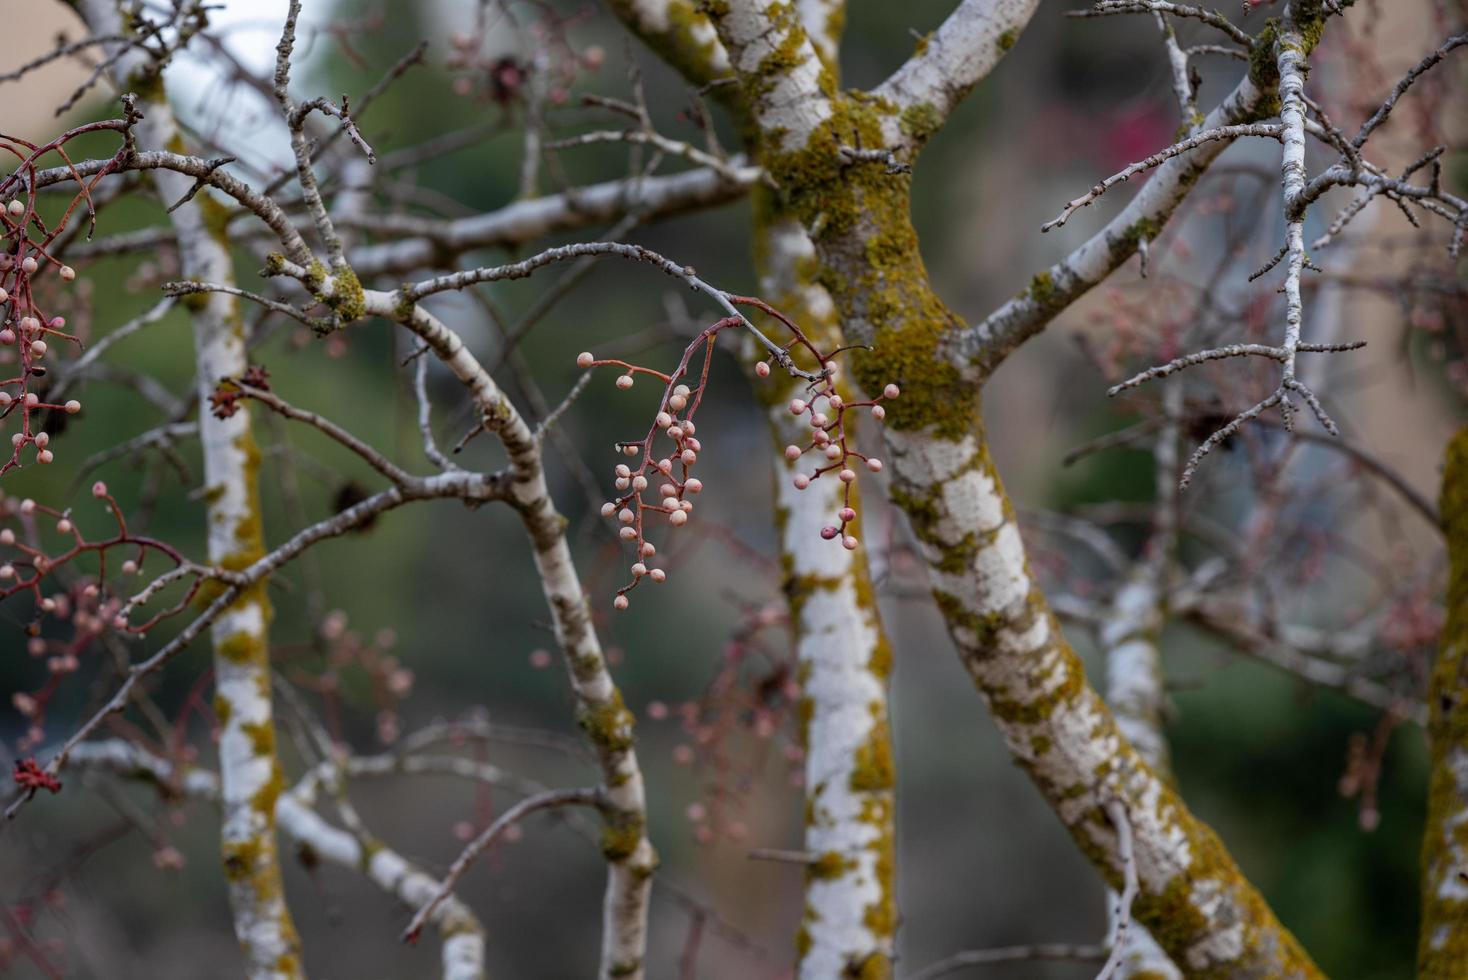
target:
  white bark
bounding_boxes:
[756,216,896,977]
[65,741,485,980]
[76,3,303,975]
[873,0,1040,144]
[359,291,656,980]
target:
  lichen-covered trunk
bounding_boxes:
[77,2,304,974]
[752,210,896,978]
[1419,426,1468,977]
[1102,570,1182,979]
[747,88,1319,977]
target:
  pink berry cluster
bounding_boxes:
[576,294,899,608]
[2,482,190,747]
[782,380,900,550]
[1,195,84,476]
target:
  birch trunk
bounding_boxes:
[77,3,303,974]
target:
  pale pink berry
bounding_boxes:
[613,595,630,610]
[843,535,859,550]
[631,562,647,576]
[685,478,702,493]
[784,445,802,461]
[680,449,696,465]
[754,361,770,377]
[839,469,856,483]
[660,483,678,498]
[20,257,38,274]
[668,509,688,526]
[839,507,856,522]
[615,477,630,491]
[19,499,34,514]
[650,568,666,583]
[11,433,23,448]
[828,394,843,409]
[646,700,669,720]
[871,405,886,420]
[656,412,673,428]
[64,400,81,414]
[789,398,807,415]
[657,458,673,474]
[640,542,656,556]
[793,474,810,490]
[576,351,595,368]
[5,200,22,217]
[883,384,900,399]
[0,564,13,579]
[618,508,635,524]
[29,340,46,357]
[632,475,648,491]
[113,615,128,630]
[824,444,842,460]
[622,445,640,456]
[813,429,830,445]
[0,330,13,346]
[34,432,49,448]
[668,394,687,412]
[56,519,71,534]
[673,384,691,398]
[686,437,702,452]
[0,529,13,545]
[0,287,7,302]
[38,449,53,465]
[616,374,634,390]
[601,502,616,517]
[25,392,39,407]
[615,464,631,479]
[619,526,637,541]
[810,412,828,428]
[679,500,693,512]
[866,457,883,472]
[59,266,75,282]
[0,392,10,408]
[820,526,838,540]
[122,560,138,575]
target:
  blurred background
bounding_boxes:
[1,1,1463,977]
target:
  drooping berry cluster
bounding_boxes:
[782,380,899,550]
[1,119,118,475]
[577,296,899,608]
